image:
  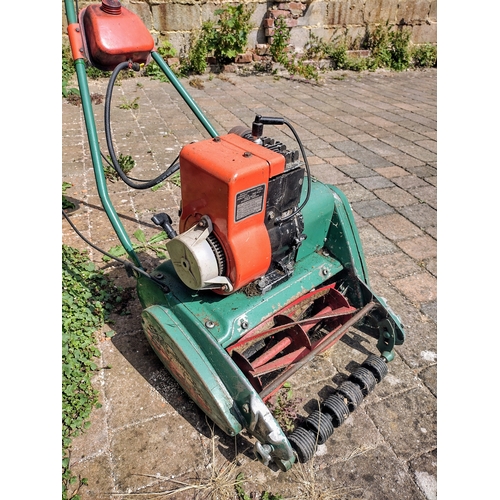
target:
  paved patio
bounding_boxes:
[62,67,437,499]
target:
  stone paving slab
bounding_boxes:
[62,68,437,499]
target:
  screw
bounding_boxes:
[243,152,252,157]
[322,268,329,276]
[154,273,164,279]
[205,320,215,329]
[240,319,249,329]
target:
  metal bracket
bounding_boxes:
[247,394,295,471]
[377,318,396,362]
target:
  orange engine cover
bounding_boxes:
[179,134,286,293]
[79,0,154,71]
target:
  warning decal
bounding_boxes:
[235,184,265,221]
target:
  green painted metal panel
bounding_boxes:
[139,249,343,348]
[142,305,243,436]
[325,185,370,285]
[296,179,336,261]
[142,303,296,469]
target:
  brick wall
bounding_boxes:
[62,0,437,56]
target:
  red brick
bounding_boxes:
[263,18,274,28]
[270,9,291,19]
[235,52,253,63]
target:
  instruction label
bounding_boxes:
[235,184,265,221]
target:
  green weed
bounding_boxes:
[118,96,139,110]
[167,170,181,187]
[62,182,76,210]
[62,45,80,97]
[144,40,180,81]
[367,23,412,71]
[180,28,211,75]
[267,382,303,433]
[104,153,135,182]
[180,4,254,74]
[235,473,283,500]
[210,4,254,65]
[62,245,124,499]
[103,229,169,262]
[270,17,320,81]
[85,63,111,80]
[412,43,437,68]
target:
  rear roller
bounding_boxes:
[349,366,377,396]
[336,380,364,412]
[362,354,388,382]
[321,393,350,427]
[288,426,317,463]
[305,410,334,445]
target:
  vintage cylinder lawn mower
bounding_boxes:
[63,0,405,471]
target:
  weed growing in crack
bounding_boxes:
[267,382,304,433]
[103,153,135,182]
[103,229,169,262]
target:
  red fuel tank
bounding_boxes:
[79,0,154,71]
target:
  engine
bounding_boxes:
[166,129,307,295]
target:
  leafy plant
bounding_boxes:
[412,43,437,68]
[167,170,181,187]
[151,181,164,192]
[269,16,290,65]
[103,229,169,261]
[311,23,433,73]
[267,382,303,433]
[181,4,254,73]
[269,17,319,81]
[389,28,412,70]
[118,96,140,110]
[63,182,76,210]
[211,5,254,64]
[235,473,283,500]
[144,40,179,81]
[104,153,135,182]
[62,245,124,499]
[180,28,211,75]
[367,23,412,71]
[287,56,320,81]
[85,63,111,80]
[62,45,80,97]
